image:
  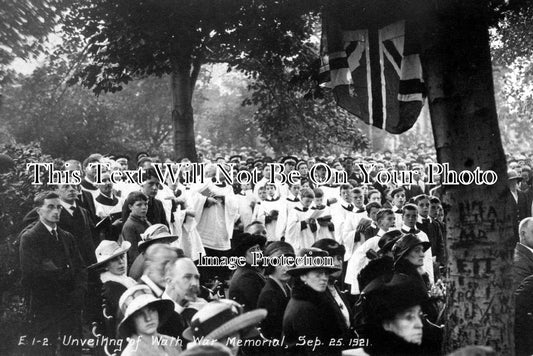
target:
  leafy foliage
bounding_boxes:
[0,142,56,353]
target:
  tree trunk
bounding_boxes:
[170,58,198,161]
[420,3,516,354]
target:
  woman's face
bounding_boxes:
[107,253,126,276]
[300,269,329,292]
[271,254,292,283]
[405,245,425,267]
[132,305,159,337]
[383,305,424,345]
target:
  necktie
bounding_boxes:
[51,229,58,241]
[70,206,76,216]
[422,218,430,224]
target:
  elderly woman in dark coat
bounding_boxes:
[282,248,343,356]
[349,275,428,356]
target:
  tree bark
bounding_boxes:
[420,2,516,354]
[170,57,198,161]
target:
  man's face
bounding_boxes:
[247,223,267,237]
[142,177,159,198]
[285,162,296,172]
[313,196,324,207]
[417,198,430,218]
[298,164,308,177]
[258,188,267,201]
[99,173,114,195]
[369,207,380,222]
[85,160,101,179]
[169,259,201,302]
[301,196,314,208]
[117,159,128,171]
[129,200,148,217]
[266,185,276,198]
[38,198,62,225]
[340,188,353,203]
[353,193,364,208]
[520,221,533,248]
[403,208,418,228]
[429,203,440,219]
[289,184,301,197]
[57,184,79,203]
[379,213,396,230]
[369,192,381,203]
[392,192,406,208]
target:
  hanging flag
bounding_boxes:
[319,11,426,134]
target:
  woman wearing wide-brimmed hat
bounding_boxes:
[118,285,181,356]
[346,275,429,355]
[228,232,267,313]
[89,240,136,336]
[392,233,432,291]
[257,241,295,340]
[282,248,344,356]
[390,233,444,353]
[182,299,267,356]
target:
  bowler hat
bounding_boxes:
[392,234,431,265]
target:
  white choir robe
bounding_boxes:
[156,183,177,225]
[330,201,352,243]
[345,229,387,295]
[94,194,122,219]
[286,205,316,251]
[276,195,300,239]
[171,206,205,262]
[252,198,286,241]
[320,185,341,204]
[236,190,256,229]
[311,205,335,240]
[189,181,239,251]
[341,211,368,262]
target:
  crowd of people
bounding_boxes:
[16,145,530,356]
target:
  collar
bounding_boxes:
[376,228,387,237]
[269,276,289,298]
[41,221,57,234]
[520,243,533,256]
[370,221,377,229]
[140,275,164,298]
[60,200,77,215]
[295,204,310,212]
[417,215,430,224]
[286,194,299,202]
[401,224,420,234]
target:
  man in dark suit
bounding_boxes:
[141,167,168,226]
[509,170,531,236]
[56,183,98,266]
[19,191,87,355]
[513,217,533,290]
